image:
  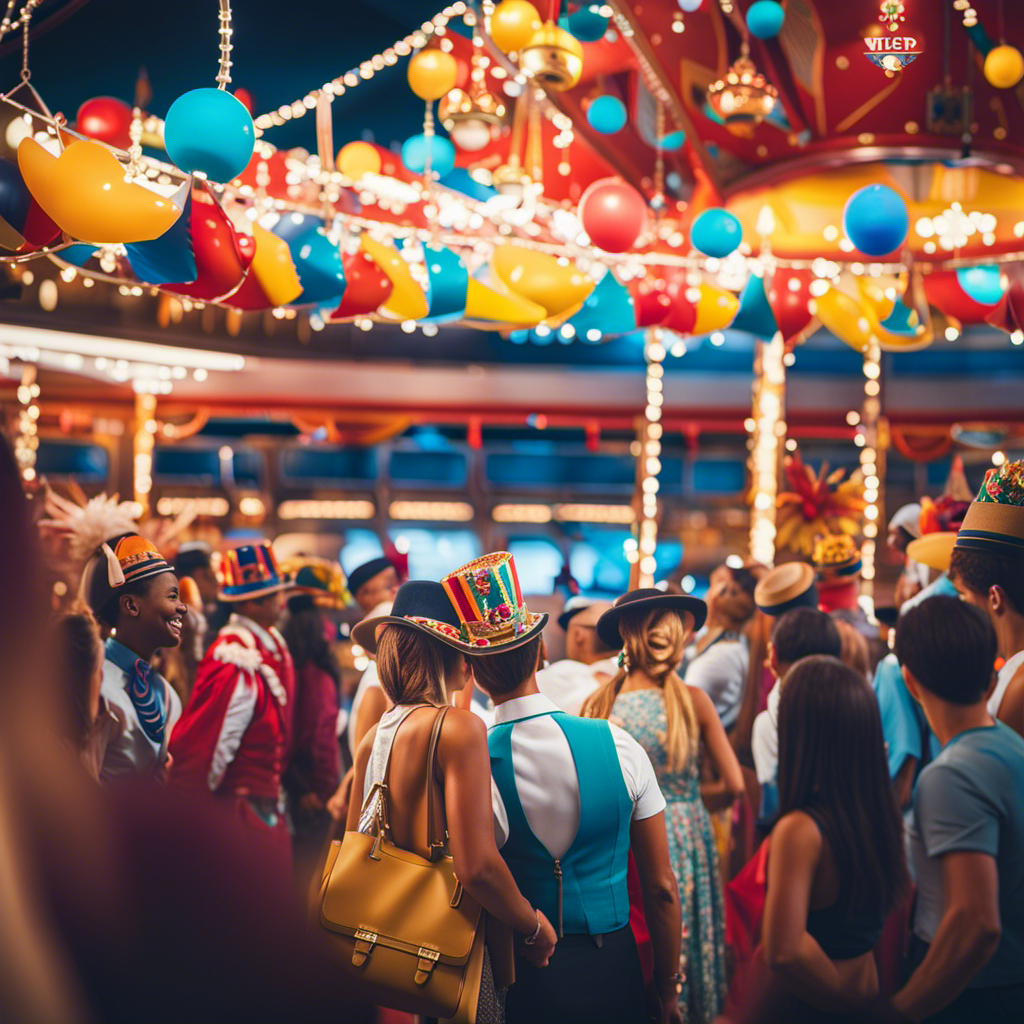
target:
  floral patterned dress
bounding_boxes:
[611,688,727,1024]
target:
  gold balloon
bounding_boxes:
[407,49,459,102]
[854,276,895,322]
[18,137,180,244]
[490,0,542,53]
[337,141,381,180]
[518,22,584,91]
[492,244,594,318]
[464,276,546,326]
[812,287,873,352]
[250,224,303,306]
[361,234,429,320]
[984,44,1024,90]
[692,282,740,334]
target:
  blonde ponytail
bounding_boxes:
[581,607,698,772]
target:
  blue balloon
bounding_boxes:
[956,265,1005,306]
[842,184,909,256]
[562,4,609,41]
[401,134,455,178]
[746,0,785,39]
[677,0,702,10]
[164,88,254,183]
[659,130,686,152]
[730,273,777,338]
[509,329,530,344]
[287,226,346,305]
[587,95,627,135]
[690,207,742,258]
[424,244,469,322]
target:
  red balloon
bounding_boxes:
[767,268,814,348]
[923,270,998,324]
[329,250,393,319]
[76,97,133,150]
[163,182,254,300]
[664,276,697,334]
[629,280,672,327]
[233,88,255,115]
[578,177,649,253]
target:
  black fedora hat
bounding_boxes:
[351,579,471,654]
[596,588,708,650]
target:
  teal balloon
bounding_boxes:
[509,329,530,344]
[424,244,469,322]
[562,4,609,41]
[587,95,627,134]
[401,134,455,178]
[746,0,785,38]
[879,299,919,336]
[568,271,636,342]
[659,130,686,151]
[730,274,776,339]
[956,265,1004,306]
[287,227,346,305]
[691,207,742,257]
[164,88,254,182]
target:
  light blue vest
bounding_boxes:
[489,710,633,936]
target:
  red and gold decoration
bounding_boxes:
[775,451,866,557]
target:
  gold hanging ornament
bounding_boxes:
[707,45,778,135]
[518,21,583,90]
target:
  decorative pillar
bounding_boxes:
[631,328,666,588]
[747,334,786,565]
[13,364,40,484]
[858,342,884,606]
[134,392,157,515]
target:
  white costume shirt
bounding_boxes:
[99,658,182,779]
[751,681,781,786]
[536,658,612,716]
[684,633,749,729]
[989,649,1024,717]
[489,693,666,857]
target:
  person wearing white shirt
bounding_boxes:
[536,598,617,715]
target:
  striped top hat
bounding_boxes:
[81,532,174,616]
[813,532,862,581]
[218,541,293,602]
[440,551,548,652]
[954,459,1024,556]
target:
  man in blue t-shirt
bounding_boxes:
[891,596,1024,1023]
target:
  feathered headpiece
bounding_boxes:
[775,451,866,556]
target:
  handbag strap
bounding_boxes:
[425,705,449,862]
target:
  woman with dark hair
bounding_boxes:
[750,655,908,1021]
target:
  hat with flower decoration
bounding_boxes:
[351,580,466,654]
[279,555,346,609]
[953,458,1024,556]
[80,532,174,617]
[217,541,293,602]
[813,532,862,581]
[441,551,548,653]
[906,455,974,571]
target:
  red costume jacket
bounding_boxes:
[169,616,295,802]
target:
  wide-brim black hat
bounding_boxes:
[352,579,474,654]
[596,588,708,650]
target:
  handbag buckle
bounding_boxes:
[415,945,441,986]
[352,928,378,968]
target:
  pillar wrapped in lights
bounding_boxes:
[13,364,40,483]
[856,342,885,606]
[631,328,666,588]
[134,392,158,515]
[747,334,786,565]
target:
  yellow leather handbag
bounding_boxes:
[318,706,486,1023]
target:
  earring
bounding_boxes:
[618,650,628,670]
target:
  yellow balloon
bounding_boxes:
[361,235,429,320]
[492,244,594,318]
[490,0,542,53]
[18,137,180,244]
[812,287,874,352]
[337,141,381,180]
[250,224,303,306]
[464,276,545,326]
[854,277,895,322]
[692,283,740,334]
[984,44,1024,89]
[407,49,459,101]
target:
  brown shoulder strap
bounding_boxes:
[425,705,449,861]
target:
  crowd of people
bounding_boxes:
[8,445,1023,1024]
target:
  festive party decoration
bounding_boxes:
[18,138,181,244]
[745,1,785,39]
[361,234,429,320]
[730,273,776,338]
[337,141,381,179]
[812,286,872,352]
[562,4,608,42]
[692,282,740,334]
[519,22,585,90]
[983,44,1024,90]
[164,88,255,182]
[767,270,815,348]
[776,451,865,555]
[228,223,302,309]
[690,207,742,257]
[493,244,595,318]
[329,250,393,319]
[0,156,59,252]
[285,226,346,305]
[406,48,459,101]
[956,265,1005,307]
[842,184,908,256]
[631,281,673,327]
[440,88,506,152]
[677,0,703,10]
[125,190,197,285]
[463,276,546,327]
[424,243,469,322]
[586,95,627,134]
[401,133,456,178]
[490,0,542,53]
[566,270,636,341]
[923,269,1000,323]
[577,177,648,252]
[76,97,133,149]
[707,53,778,126]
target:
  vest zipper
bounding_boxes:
[553,858,563,938]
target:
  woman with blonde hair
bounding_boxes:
[584,589,744,1024]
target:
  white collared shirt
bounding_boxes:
[536,659,605,715]
[489,692,665,858]
[751,681,781,786]
[989,649,1024,717]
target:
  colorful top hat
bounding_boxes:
[440,552,548,653]
[813,533,862,581]
[280,556,346,608]
[218,541,293,602]
[954,459,1024,557]
[351,580,465,654]
[596,588,708,651]
[81,532,174,616]
[754,562,818,617]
